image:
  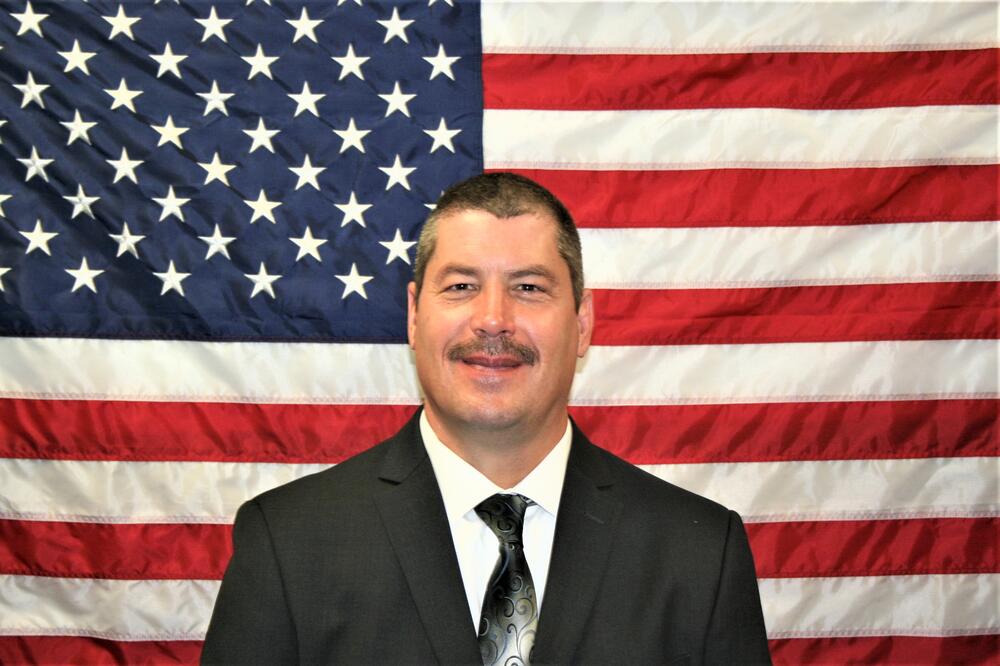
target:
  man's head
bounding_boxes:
[407,173,593,437]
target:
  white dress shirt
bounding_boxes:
[420,412,572,630]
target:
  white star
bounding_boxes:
[0,120,6,144]
[106,147,143,184]
[66,257,104,293]
[19,219,58,256]
[379,81,416,118]
[332,118,370,154]
[196,6,232,43]
[245,262,281,299]
[242,44,278,80]
[151,115,189,149]
[0,194,11,217]
[104,78,142,112]
[335,263,373,300]
[63,184,100,220]
[199,224,236,260]
[153,185,189,222]
[429,0,455,5]
[288,82,324,117]
[335,191,372,227]
[153,260,190,296]
[424,44,460,80]
[289,155,324,191]
[12,2,48,37]
[379,228,416,265]
[18,147,53,182]
[424,118,461,153]
[289,226,327,262]
[198,80,233,116]
[379,155,416,191]
[103,5,141,40]
[14,71,48,109]
[58,40,97,75]
[150,43,187,79]
[332,44,368,80]
[61,110,97,146]
[110,222,145,258]
[0,267,10,292]
[198,152,236,186]
[243,117,279,153]
[286,7,322,43]
[377,7,413,44]
[337,0,363,5]
[243,189,281,223]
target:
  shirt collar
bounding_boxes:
[420,411,572,521]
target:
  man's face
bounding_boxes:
[407,209,593,435]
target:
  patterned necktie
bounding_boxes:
[475,493,539,666]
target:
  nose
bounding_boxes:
[470,282,515,338]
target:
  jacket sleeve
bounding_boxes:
[201,499,298,665]
[702,510,772,665]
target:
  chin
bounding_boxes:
[451,399,526,431]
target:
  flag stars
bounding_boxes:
[286,7,322,43]
[153,186,190,222]
[0,267,10,292]
[424,44,460,80]
[107,148,144,184]
[153,261,190,297]
[58,40,97,75]
[243,44,278,80]
[196,6,232,43]
[336,263,373,300]
[199,224,235,260]
[289,82,324,117]
[150,43,188,79]
[245,262,281,299]
[378,7,413,44]
[103,5,141,40]
[0,194,11,217]
[12,2,48,37]
[104,79,143,112]
[61,110,97,146]
[18,147,53,182]
[244,189,281,223]
[290,227,327,262]
[335,191,372,227]
[289,155,325,191]
[333,118,370,153]
[379,82,416,117]
[20,219,58,255]
[379,155,416,191]
[110,222,145,258]
[66,258,104,293]
[151,115,189,149]
[198,81,233,116]
[243,118,279,153]
[379,229,416,265]
[425,118,461,153]
[14,71,48,109]
[64,185,100,220]
[332,44,368,81]
[198,152,236,186]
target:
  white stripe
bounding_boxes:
[482,1,998,54]
[483,107,998,169]
[760,574,999,639]
[645,457,999,523]
[0,575,218,641]
[580,222,998,289]
[2,572,994,642]
[0,456,994,524]
[0,338,995,404]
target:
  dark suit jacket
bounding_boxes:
[202,412,771,665]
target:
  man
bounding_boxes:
[202,173,771,665]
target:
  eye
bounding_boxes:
[516,283,542,292]
[444,282,474,292]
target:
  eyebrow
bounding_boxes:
[433,264,558,282]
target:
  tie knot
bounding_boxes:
[475,493,533,545]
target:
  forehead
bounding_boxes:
[430,209,562,266]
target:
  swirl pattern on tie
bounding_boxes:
[475,493,539,666]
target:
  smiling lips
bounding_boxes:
[447,337,537,368]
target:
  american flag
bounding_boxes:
[0,1,996,663]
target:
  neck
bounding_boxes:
[423,407,568,488]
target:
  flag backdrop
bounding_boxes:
[0,0,997,663]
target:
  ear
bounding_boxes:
[406,281,418,350]
[575,288,594,358]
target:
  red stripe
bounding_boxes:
[2,399,993,464]
[2,516,994,582]
[591,282,999,345]
[483,50,1000,110]
[0,636,202,665]
[746,518,999,579]
[500,166,999,227]
[769,635,999,665]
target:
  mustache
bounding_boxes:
[447,337,537,366]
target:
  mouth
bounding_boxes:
[447,338,537,370]
[460,354,524,369]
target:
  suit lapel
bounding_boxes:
[372,414,482,664]
[532,425,623,664]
